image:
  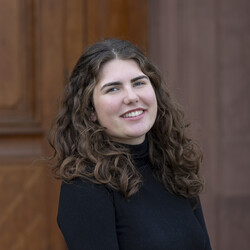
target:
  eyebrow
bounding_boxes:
[100,75,149,91]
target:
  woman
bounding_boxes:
[49,38,211,250]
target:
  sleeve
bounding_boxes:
[57,179,120,250]
[191,197,212,250]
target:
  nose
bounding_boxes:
[123,87,139,104]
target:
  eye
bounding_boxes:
[133,81,145,87]
[106,87,119,93]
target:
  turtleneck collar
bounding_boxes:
[125,136,149,168]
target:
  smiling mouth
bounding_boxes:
[122,110,144,118]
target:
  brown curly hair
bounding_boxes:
[49,38,203,199]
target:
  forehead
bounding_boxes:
[97,59,144,84]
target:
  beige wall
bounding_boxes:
[149,0,250,249]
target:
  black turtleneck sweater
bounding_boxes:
[57,139,211,250]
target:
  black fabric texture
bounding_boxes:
[57,138,212,250]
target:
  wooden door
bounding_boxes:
[0,0,148,249]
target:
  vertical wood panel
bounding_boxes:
[64,0,86,75]
[218,0,250,249]
[86,0,148,52]
[0,0,42,135]
[149,0,219,248]
[0,0,21,107]
[0,1,49,248]
[0,162,48,249]
[39,0,66,247]
[149,0,250,249]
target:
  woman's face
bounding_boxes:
[92,59,157,145]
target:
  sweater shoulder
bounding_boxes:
[59,178,113,200]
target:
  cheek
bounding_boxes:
[146,87,157,108]
[147,90,158,122]
[95,97,120,119]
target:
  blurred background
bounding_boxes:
[0,0,249,249]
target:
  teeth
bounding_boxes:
[123,110,143,118]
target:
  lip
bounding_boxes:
[120,108,145,120]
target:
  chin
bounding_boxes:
[127,128,150,137]
[125,133,147,142]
